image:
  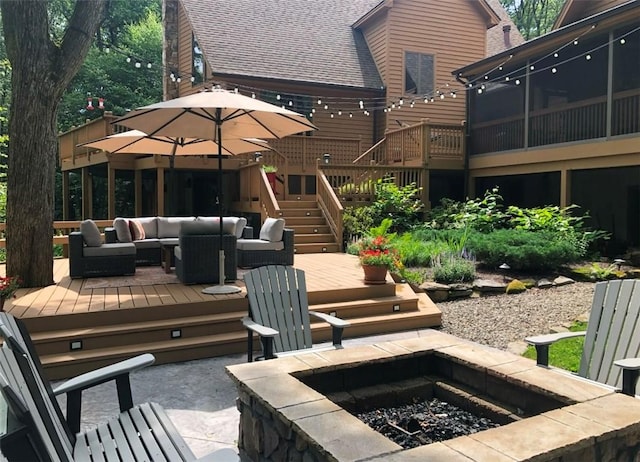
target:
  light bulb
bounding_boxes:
[147,62,152,69]
[620,38,626,45]
[317,98,322,105]
[552,68,557,73]
[586,54,591,60]
[515,79,520,85]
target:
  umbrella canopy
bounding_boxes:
[113,87,316,294]
[78,130,270,156]
[114,87,317,141]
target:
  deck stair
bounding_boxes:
[22,280,440,380]
[278,199,340,254]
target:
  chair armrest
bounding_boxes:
[309,311,351,328]
[241,316,279,337]
[53,353,155,435]
[309,311,350,347]
[614,358,640,396]
[525,331,585,366]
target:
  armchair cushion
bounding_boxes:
[80,219,102,247]
[195,216,246,236]
[236,239,284,251]
[259,217,285,242]
[113,217,132,242]
[83,243,136,257]
[133,216,158,238]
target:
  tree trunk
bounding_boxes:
[1,0,108,287]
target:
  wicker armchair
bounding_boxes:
[236,228,294,268]
[69,231,136,279]
[174,222,238,284]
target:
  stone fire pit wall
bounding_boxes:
[226,330,640,461]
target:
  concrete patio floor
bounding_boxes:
[53,329,439,458]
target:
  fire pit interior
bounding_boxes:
[227,332,640,461]
[295,351,564,449]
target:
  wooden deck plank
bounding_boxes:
[104,288,120,310]
[89,289,106,312]
[153,284,176,305]
[141,285,162,307]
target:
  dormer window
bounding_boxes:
[405,51,434,95]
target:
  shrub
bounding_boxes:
[433,253,475,283]
[466,229,582,271]
[393,233,449,267]
[371,178,424,233]
[506,279,526,294]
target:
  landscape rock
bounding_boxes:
[473,279,507,293]
[448,283,473,299]
[554,276,575,286]
[421,281,450,302]
[537,279,554,289]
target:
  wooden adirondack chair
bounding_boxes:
[242,265,350,361]
[526,279,640,396]
[0,312,239,462]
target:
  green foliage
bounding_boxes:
[433,253,476,284]
[467,229,583,271]
[506,279,527,294]
[570,262,625,281]
[522,321,587,372]
[426,187,506,232]
[342,178,424,242]
[499,0,563,40]
[395,267,426,286]
[393,233,450,267]
[57,7,163,131]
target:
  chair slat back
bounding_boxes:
[0,313,74,461]
[245,266,313,354]
[580,280,640,393]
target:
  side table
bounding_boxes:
[161,243,178,274]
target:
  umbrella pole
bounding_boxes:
[203,111,241,295]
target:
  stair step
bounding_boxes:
[283,216,327,226]
[279,200,317,208]
[280,209,323,218]
[295,243,341,254]
[313,292,420,319]
[288,225,331,234]
[295,233,335,244]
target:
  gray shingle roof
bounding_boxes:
[181,0,385,90]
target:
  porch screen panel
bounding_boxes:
[528,32,608,147]
[612,25,640,136]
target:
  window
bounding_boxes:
[192,34,205,86]
[260,91,313,121]
[404,52,434,95]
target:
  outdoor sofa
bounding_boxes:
[69,219,136,278]
[105,215,250,266]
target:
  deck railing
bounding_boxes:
[351,121,465,166]
[316,171,344,251]
[470,89,640,154]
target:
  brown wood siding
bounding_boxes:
[382,0,487,130]
[176,4,204,97]
[361,14,388,82]
[561,0,629,27]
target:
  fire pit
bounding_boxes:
[226,330,640,461]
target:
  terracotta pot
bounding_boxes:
[362,265,388,285]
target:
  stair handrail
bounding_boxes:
[316,167,344,252]
[352,137,386,165]
[259,168,282,220]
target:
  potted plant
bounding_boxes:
[262,165,278,193]
[0,275,21,311]
[353,218,401,284]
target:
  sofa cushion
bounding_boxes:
[127,217,158,238]
[259,218,285,242]
[113,217,132,242]
[129,220,146,240]
[157,216,195,238]
[180,221,220,236]
[234,217,248,238]
[195,216,237,235]
[159,237,180,246]
[80,219,102,247]
[236,239,284,251]
[83,242,136,257]
[133,238,161,249]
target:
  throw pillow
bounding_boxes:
[129,219,146,241]
[259,218,285,242]
[113,217,132,242]
[80,219,102,247]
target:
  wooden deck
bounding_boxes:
[1,254,442,379]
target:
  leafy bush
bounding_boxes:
[393,233,449,267]
[506,279,526,294]
[433,253,475,283]
[371,178,424,233]
[343,206,376,242]
[426,187,506,232]
[467,229,583,271]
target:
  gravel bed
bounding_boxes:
[436,282,595,350]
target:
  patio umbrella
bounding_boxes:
[78,130,270,215]
[114,87,317,294]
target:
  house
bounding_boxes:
[453,0,639,253]
[59,0,522,252]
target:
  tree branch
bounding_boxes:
[56,0,109,89]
